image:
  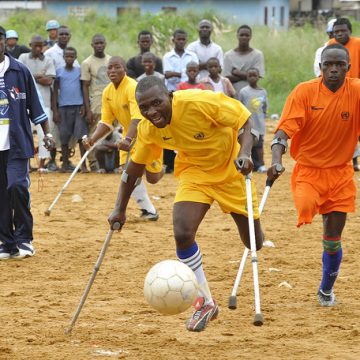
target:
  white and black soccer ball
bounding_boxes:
[144,260,198,315]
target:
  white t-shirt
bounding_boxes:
[208,77,224,93]
[0,55,11,151]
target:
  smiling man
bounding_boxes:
[107,76,264,332]
[267,44,360,307]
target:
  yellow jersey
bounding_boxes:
[132,90,251,184]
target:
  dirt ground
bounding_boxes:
[1,123,360,360]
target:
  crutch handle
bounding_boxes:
[111,222,121,231]
[265,179,274,187]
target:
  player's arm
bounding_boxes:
[108,160,146,229]
[235,115,257,175]
[119,118,140,151]
[83,122,112,150]
[267,129,288,181]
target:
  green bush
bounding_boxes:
[2,10,359,114]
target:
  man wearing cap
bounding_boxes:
[5,30,30,59]
[45,19,60,50]
[0,26,55,260]
[313,19,336,77]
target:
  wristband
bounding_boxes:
[45,133,53,138]
[124,136,133,143]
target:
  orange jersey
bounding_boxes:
[276,77,360,168]
[329,37,360,78]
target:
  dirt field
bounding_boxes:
[1,124,360,360]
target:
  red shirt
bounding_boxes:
[176,82,206,91]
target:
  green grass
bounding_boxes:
[3,10,359,114]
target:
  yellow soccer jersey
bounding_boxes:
[132,90,251,184]
[100,75,142,132]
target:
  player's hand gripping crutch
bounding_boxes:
[44,132,111,216]
[64,221,121,334]
[228,178,274,311]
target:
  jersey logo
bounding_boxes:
[162,136,172,141]
[341,111,349,120]
[194,132,205,140]
[311,106,324,110]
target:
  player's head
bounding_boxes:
[326,18,336,39]
[0,27,5,55]
[136,76,172,128]
[141,52,156,74]
[91,34,106,56]
[29,35,45,57]
[333,18,352,45]
[247,67,260,86]
[173,29,187,51]
[198,19,212,39]
[57,25,71,47]
[107,56,127,85]
[63,46,77,67]
[207,57,221,77]
[237,25,252,47]
[137,30,153,52]
[320,44,349,90]
[186,61,199,82]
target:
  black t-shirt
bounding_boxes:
[126,54,163,79]
[6,45,31,59]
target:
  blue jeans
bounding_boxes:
[0,151,33,249]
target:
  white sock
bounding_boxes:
[178,247,213,305]
[131,181,156,213]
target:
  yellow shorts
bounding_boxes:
[174,176,259,218]
[120,148,163,173]
[291,163,356,227]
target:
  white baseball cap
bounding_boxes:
[326,19,337,33]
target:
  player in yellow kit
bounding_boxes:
[108,76,264,332]
[83,57,163,220]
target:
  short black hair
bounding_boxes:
[237,24,252,35]
[64,46,77,56]
[173,29,187,38]
[141,52,155,61]
[138,30,152,40]
[92,33,105,42]
[206,57,220,65]
[333,18,352,33]
[136,76,168,96]
[186,61,199,70]
[321,43,349,61]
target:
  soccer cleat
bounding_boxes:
[186,297,219,332]
[12,242,35,259]
[317,289,337,307]
[140,209,159,221]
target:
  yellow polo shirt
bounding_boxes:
[132,90,251,184]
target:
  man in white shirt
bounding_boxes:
[186,19,223,79]
[313,19,336,77]
[44,25,79,70]
[163,29,199,92]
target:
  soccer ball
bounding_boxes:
[144,260,199,315]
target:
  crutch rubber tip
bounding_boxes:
[253,313,264,326]
[228,296,237,310]
[44,210,51,216]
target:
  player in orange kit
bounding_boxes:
[268,44,360,307]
